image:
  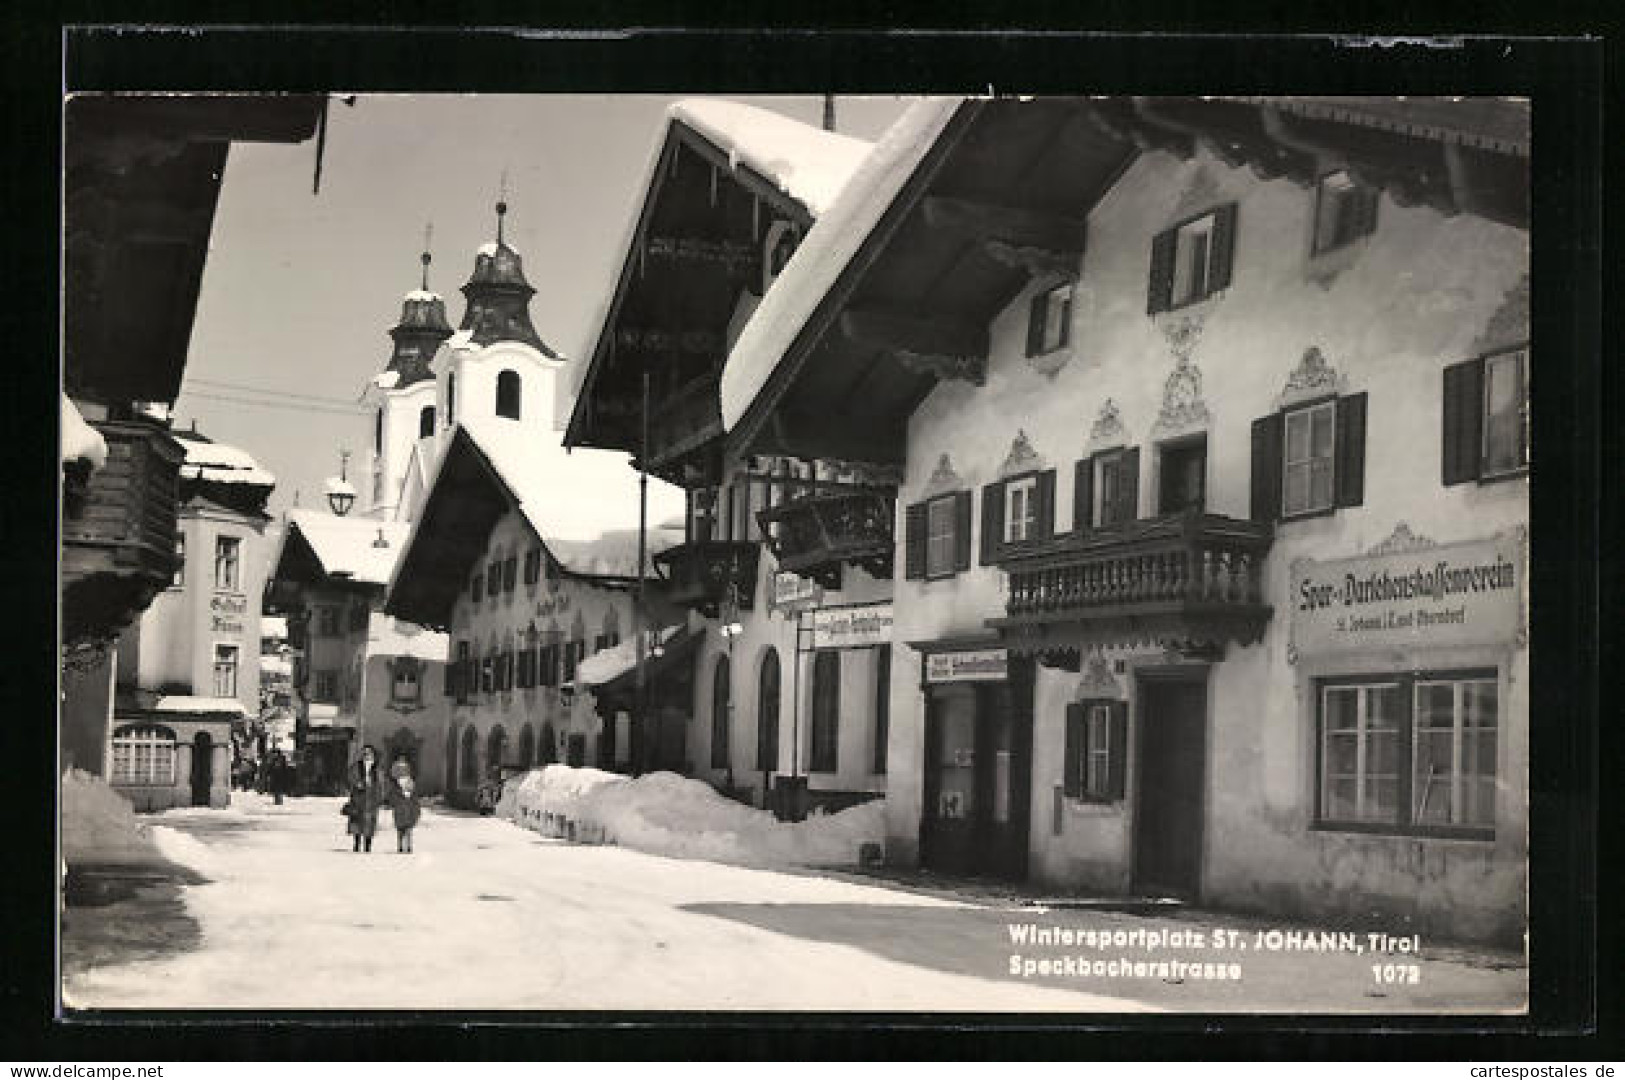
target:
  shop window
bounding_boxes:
[314,669,339,704]
[757,648,780,773]
[1443,346,1529,484]
[873,648,890,775]
[1311,170,1379,256]
[496,370,522,421]
[419,406,436,438]
[1250,393,1367,522]
[214,536,241,591]
[1064,701,1127,802]
[1026,282,1073,357]
[213,644,239,699]
[1147,203,1237,314]
[904,491,972,580]
[111,725,177,786]
[171,533,185,588]
[1157,436,1207,514]
[459,726,478,786]
[711,655,731,770]
[1316,671,1497,836]
[983,470,1056,562]
[1073,447,1140,532]
[810,650,840,773]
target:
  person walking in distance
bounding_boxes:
[344,744,389,853]
[390,774,422,853]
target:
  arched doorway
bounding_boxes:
[191,731,213,806]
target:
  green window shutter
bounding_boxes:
[980,482,1005,565]
[1107,702,1129,801]
[1118,447,1141,523]
[1063,703,1084,799]
[1073,457,1094,533]
[954,490,974,571]
[1334,391,1368,508]
[1442,357,1485,486]
[1146,227,1177,314]
[1035,469,1057,540]
[903,501,927,580]
[1208,201,1239,293]
[1250,412,1284,522]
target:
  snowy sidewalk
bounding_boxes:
[61,793,1525,1013]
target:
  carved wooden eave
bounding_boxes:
[614,327,724,355]
[839,307,989,386]
[920,194,1086,283]
[643,236,759,275]
[982,238,1079,281]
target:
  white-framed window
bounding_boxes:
[1064,700,1126,802]
[1282,399,1336,517]
[1003,475,1039,544]
[925,495,957,578]
[111,725,177,786]
[1084,704,1113,796]
[213,644,240,699]
[1317,670,1498,836]
[1026,282,1073,356]
[1171,213,1215,308]
[1311,170,1379,256]
[1482,347,1530,479]
[214,535,241,591]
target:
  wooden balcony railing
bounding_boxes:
[60,419,186,645]
[652,540,760,618]
[989,510,1274,656]
[757,488,895,590]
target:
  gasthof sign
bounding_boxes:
[811,602,894,649]
[1290,530,1524,657]
[925,648,1008,683]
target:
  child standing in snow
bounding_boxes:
[390,774,422,853]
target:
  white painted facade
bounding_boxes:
[887,145,1529,943]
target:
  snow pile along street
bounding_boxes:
[60,769,157,866]
[501,765,884,869]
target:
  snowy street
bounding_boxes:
[61,793,1525,1013]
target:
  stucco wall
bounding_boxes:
[444,507,637,793]
[891,145,1529,941]
[357,653,451,797]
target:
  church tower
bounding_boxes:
[362,238,453,520]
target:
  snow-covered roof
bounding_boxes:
[720,98,965,431]
[260,655,293,676]
[449,416,685,578]
[286,509,411,586]
[260,615,288,640]
[576,625,683,687]
[152,696,249,717]
[476,241,500,257]
[371,370,401,390]
[61,395,107,471]
[667,99,875,218]
[404,289,441,303]
[367,615,448,661]
[176,432,278,488]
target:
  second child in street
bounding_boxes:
[344,744,389,853]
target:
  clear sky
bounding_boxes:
[178,94,914,519]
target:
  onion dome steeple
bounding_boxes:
[459,199,558,357]
[384,230,454,387]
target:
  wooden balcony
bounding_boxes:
[652,540,760,618]
[646,375,723,472]
[987,510,1274,661]
[60,419,186,646]
[757,488,895,590]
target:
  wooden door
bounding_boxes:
[1133,675,1207,898]
[190,731,213,806]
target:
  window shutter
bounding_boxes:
[1442,358,1484,486]
[1146,227,1177,314]
[1063,704,1084,799]
[903,502,927,580]
[1208,201,1239,293]
[980,482,1005,565]
[1026,291,1047,357]
[1106,702,1129,801]
[1033,469,1057,540]
[1073,457,1095,533]
[954,490,974,571]
[1334,391,1368,508]
[1117,448,1141,523]
[1250,412,1284,522]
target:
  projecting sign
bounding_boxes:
[1290,528,1526,659]
[769,571,822,614]
[925,648,1009,684]
[811,602,894,649]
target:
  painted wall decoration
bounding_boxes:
[1276,345,1347,410]
[998,430,1046,479]
[1087,398,1130,453]
[1149,356,1210,441]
